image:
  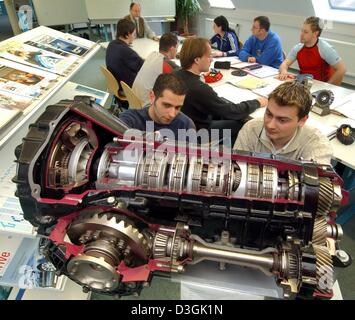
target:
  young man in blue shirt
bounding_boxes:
[239,16,283,68]
[119,73,195,141]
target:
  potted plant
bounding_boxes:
[176,0,202,36]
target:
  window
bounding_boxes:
[312,0,355,24]
[208,0,235,10]
[329,0,355,11]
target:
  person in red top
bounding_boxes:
[278,16,346,85]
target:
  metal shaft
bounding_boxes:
[191,236,276,276]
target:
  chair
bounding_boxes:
[238,39,244,50]
[99,65,127,102]
[120,81,144,109]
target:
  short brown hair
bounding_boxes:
[159,33,178,52]
[304,16,323,37]
[153,73,187,99]
[179,37,210,70]
[268,81,312,119]
[116,19,135,39]
[254,16,270,31]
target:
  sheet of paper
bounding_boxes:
[213,83,259,104]
[252,79,284,97]
[246,65,280,78]
[306,117,337,138]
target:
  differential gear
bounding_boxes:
[67,212,150,261]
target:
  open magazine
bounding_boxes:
[0,41,77,75]
[28,35,90,57]
[0,58,57,99]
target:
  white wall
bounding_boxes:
[196,0,355,85]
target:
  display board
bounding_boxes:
[85,0,175,21]
[0,25,100,147]
[32,0,89,26]
[140,0,175,18]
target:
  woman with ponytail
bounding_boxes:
[210,15,240,57]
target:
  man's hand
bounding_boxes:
[276,72,296,81]
[248,57,256,63]
[257,97,268,107]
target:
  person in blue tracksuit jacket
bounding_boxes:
[239,16,283,68]
[210,15,240,57]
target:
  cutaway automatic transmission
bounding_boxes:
[13,96,351,299]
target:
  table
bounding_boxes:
[172,261,343,300]
[0,26,101,151]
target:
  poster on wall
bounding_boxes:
[0,41,77,75]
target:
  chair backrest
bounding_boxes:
[120,81,144,109]
[100,65,127,101]
[238,39,244,50]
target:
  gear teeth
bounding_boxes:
[312,217,328,245]
[153,232,169,259]
[314,245,334,295]
[316,178,334,216]
[288,252,299,280]
[68,212,150,260]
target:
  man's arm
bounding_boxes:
[125,48,144,73]
[318,39,345,85]
[278,58,295,80]
[239,37,253,62]
[143,18,157,40]
[329,60,346,85]
[194,83,267,121]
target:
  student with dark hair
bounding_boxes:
[174,37,267,145]
[234,81,332,164]
[239,16,283,68]
[124,2,158,40]
[119,73,195,139]
[133,33,180,105]
[105,19,144,88]
[210,15,240,57]
[278,16,346,85]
